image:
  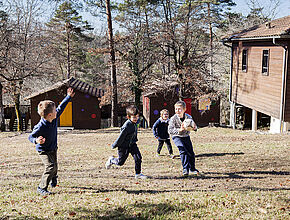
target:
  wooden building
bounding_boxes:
[143,89,220,128]
[25,77,104,129]
[222,15,290,133]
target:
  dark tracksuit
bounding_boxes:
[28,95,72,189]
[111,119,142,174]
[168,113,197,172]
[152,118,173,155]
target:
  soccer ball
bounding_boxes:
[182,119,196,131]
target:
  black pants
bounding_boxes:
[157,139,173,155]
[111,143,142,174]
[38,150,57,189]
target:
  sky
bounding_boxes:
[2,0,290,31]
[231,0,290,19]
[81,0,290,31]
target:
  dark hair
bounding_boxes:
[37,100,56,118]
[126,105,139,117]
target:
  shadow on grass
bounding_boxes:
[70,202,189,219]
[196,152,244,158]
[153,169,289,180]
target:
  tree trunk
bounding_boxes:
[0,82,5,131]
[207,2,213,78]
[12,82,22,131]
[66,22,71,79]
[105,0,118,127]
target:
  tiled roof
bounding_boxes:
[223,15,290,41]
[25,77,104,100]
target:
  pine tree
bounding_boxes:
[47,1,93,79]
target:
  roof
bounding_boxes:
[25,77,104,100]
[223,15,290,41]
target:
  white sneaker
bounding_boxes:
[135,173,147,179]
[105,156,114,169]
[189,169,200,176]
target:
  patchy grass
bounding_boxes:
[0,127,289,219]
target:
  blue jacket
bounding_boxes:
[28,95,72,152]
[152,118,170,140]
[112,119,138,149]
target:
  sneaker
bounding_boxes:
[37,187,52,196]
[51,176,58,188]
[105,156,114,169]
[135,173,148,179]
[189,169,200,176]
[156,153,160,157]
[183,169,189,176]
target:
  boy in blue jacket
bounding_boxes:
[105,105,147,179]
[152,109,174,158]
[28,88,75,195]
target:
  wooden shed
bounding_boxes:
[222,15,290,133]
[143,88,220,128]
[25,77,104,129]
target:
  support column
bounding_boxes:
[230,102,236,129]
[252,109,257,131]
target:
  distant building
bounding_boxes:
[25,77,104,129]
[143,86,220,128]
[222,15,290,133]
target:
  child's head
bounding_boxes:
[126,105,139,123]
[174,101,186,118]
[38,100,56,121]
[160,109,169,120]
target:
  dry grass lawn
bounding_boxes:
[0,127,289,219]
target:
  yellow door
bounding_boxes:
[59,102,72,126]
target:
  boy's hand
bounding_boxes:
[67,87,75,97]
[179,123,186,132]
[36,136,45,144]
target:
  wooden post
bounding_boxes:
[252,109,257,131]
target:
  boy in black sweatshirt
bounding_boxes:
[28,88,75,195]
[105,105,147,179]
[152,109,173,158]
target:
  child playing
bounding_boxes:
[28,88,75,195]
[105,105,147,179]
[168,101,199,176]
[152,109,174,158]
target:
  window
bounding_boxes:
[262,50,269,75]
[242,49,247,72]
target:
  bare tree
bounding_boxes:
[0,0,51,131]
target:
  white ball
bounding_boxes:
[183,119,196,131]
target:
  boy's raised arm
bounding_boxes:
[56,88,75,118]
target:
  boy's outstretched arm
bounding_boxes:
[111,127,128,149]
[56,88,74,118]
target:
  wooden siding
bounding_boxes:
[284,41,290,122]
[231,41,287,120]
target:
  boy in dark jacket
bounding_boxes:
[28,88,75,195]
[105,105,147,179]
[152,109,174,158]
[168,101,199,176]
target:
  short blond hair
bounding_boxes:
[37,100,55,118]
[160,109,169,116]
[174,100,186,109]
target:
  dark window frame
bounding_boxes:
[242,49,248,72]
[262,49,270,76]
